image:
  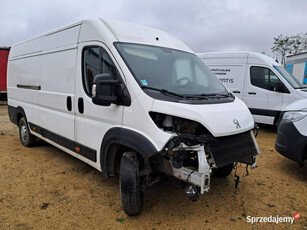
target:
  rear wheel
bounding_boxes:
[120,151,143,216]
[213,163,234,177]
[19,117,36,147]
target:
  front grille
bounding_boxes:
[209,131,257,168]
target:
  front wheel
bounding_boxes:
[120,151,143,216]
[19,117,36,147]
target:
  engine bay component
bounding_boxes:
[185,185,199,201]
[171,144,211,194]
[171,148,188,169]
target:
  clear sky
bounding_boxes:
[0,0,306,57]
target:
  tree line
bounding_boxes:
[271,33,307,65]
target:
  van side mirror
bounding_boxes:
[92,74,119,106]
[92,73,131,106]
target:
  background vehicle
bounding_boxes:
[286,52,307,85]
[7,19,259,215]
[197,52,307,125]
[0,47,10,99]
[275,99,307,166]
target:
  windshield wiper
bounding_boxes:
[141,86,209,100]
[198,93,230,98]
[141,86,185,98]
[184,95,208,100]
[295,86,307,89]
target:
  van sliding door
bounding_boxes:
[39,26,80,158]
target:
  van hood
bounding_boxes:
[282,98,307,111]
[152,97,254,137]
[296,89,307,98]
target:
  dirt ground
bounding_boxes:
[0,101,306,230]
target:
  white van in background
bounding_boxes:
[197,52,307,125]
[7,19,259,215]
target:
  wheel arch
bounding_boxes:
[8,105,27,126]
[100,127,158,177]
[16,106,27,125]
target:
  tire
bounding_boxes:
[212,163,234,177]
[19,117,36,147]
[120,151,143,216]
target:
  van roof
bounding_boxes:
[99,18,192,52]
[12,18,192,53]
[197,51,281,66]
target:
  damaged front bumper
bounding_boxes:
[160,130,260,194]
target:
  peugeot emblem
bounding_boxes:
[233,118,241,129]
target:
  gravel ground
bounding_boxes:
[0,103,306,230]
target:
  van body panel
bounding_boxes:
[9,22,82,59]
[7,54,41,126]
[122,93,172,151]
[79,20,117,47]
[43,26,80,51]
[199,54,248,100]
[9,38,43,59]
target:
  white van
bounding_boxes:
[7,19,259,215]
[197,52,307,125]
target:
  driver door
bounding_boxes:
[74,42,124,169]
[244,65,284,124]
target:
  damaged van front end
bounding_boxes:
[147,98,260,199]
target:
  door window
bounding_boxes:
[250,66,283,91]
[82,47,118,96]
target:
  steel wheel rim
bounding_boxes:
[20,125,27,143]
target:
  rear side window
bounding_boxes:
[82,47,118,96]
[250,66,283,91]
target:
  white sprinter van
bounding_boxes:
[197,52,307,125]
[7,19,259,215]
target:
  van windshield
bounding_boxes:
[274,65,305,89]
[115,43,228,97]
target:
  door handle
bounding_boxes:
[66,96,72,111]
[78,97,84,114]
[248,92,256,95]
[232,90,240,94]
